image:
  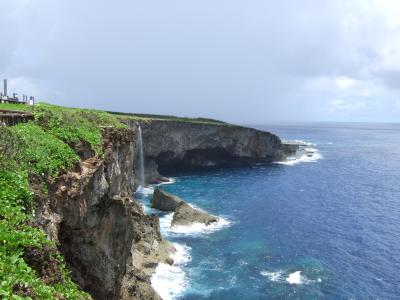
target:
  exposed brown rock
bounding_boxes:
[151,188,183,212]
[125,120,289,181]
[23,246,64,285]
[12,283,36,299]
[172,202,218,227]
[35,127,169,300]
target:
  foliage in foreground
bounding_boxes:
[0,123,79,177]
[0,101,231,298]
[0,103,128,299]
[0,171,89,299]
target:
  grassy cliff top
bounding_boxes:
[0,102,234,299]
[107,110,229,125]
[0,103,129,299]
[0,102,230,126]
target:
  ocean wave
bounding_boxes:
[170,217,231,235]
[151,243,191,300]
[277,142,322,166]
[135,186,154,196]
[159,212,231,236]
[286,271,303,284]
[135,177,175,197]
[260,270,283,282]
[261,270,322,285]
[157,178,176,185]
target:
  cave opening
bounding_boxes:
[156,147,254,174]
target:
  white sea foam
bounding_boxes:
[261,269,322,285]
[160,212,231,236]
[135,185,155,196]
[157,178,176,185]
[159,205,231,236]
[170,217,231,235]
[159,213,174,236]
[151,243,191,300]
[277,142,322,166]
[286,271,303,284]
[135,177,175,197]
[260,271,283,282]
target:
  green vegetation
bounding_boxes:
[0,103,128,299]
[0,103,34,112]
[0,123,79,177]
[107,110,230,126]
[0,171,89,299]
[0,101,233,299]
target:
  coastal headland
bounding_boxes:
[0,103,297,299]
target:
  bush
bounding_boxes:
[0,171,90,299]
[0,103,124,299]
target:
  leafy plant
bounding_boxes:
[0,171,90,299]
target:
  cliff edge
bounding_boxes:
[0,103,295,300]
[124,119,290,184]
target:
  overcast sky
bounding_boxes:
[1,0,400,123]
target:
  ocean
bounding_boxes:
[136,122,400,300]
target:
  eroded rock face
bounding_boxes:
[144,159,170,184]
[172,202,218,227]
[151,188,183,212]
[124,120,290,183]
[35,127,168,300]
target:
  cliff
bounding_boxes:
[124,119,289,183]
[36,127,171,300]
[0,104,170,299]
[0,103,294,300]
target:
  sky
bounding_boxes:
[1,0,400,123]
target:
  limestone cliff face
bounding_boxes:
[35,127,167,300]
[33,119,294,300]
[125,120,288,183]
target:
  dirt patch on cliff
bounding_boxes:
[12,283,36,299]
[23,246,65,285]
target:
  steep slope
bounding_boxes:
[124,119,290,183]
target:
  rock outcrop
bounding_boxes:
[123,120,292,183]
[171,202,218,227]
[151,188,183,212]
[35,127,171,300]
[32,118,295,299]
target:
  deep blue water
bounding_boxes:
[138,123,400,300]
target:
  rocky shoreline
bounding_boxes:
[151,188,219,227]
[125,119,292,185]
[33,119,297,299]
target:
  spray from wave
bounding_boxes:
[151,243,191,300]
[261,269,322,285]
[277,141,322,166]
[139,180,230,298]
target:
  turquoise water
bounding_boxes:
[137,123,400,299]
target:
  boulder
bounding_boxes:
[151,189,183,211]
[172,202,218,226]
[145,159,170,184]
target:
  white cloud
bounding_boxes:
[335,76,357,89]
[329,99,367,114]
[1,0,400,122]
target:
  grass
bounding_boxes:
[0,102,231,126]
[107,110,231,126]
[0,103,33,112]
[0,123,79,177]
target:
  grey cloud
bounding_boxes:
[1,0,399,123]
